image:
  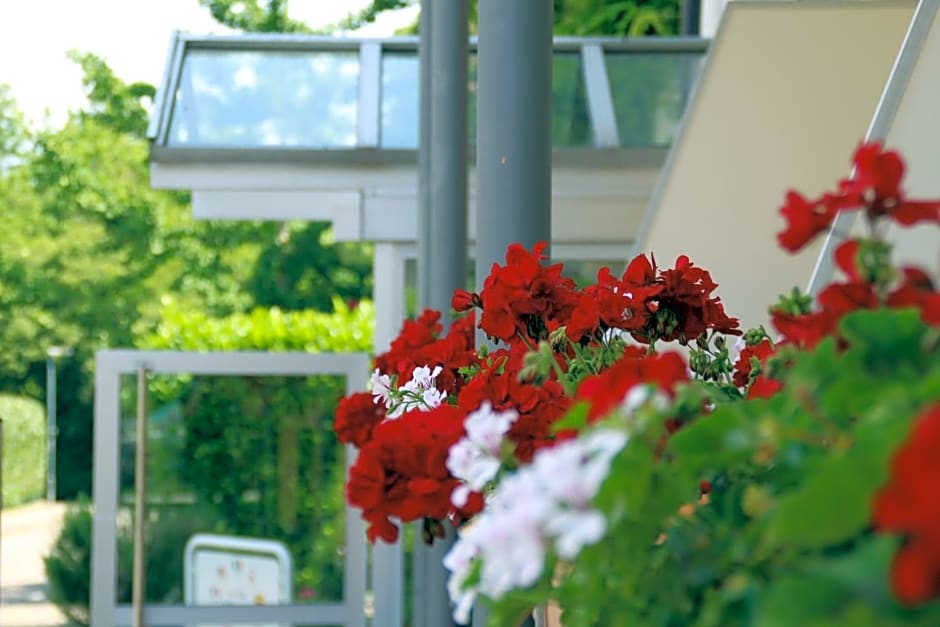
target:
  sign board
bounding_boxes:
[184,533,292,627]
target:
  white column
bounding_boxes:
[370,242,407,627]
[700,0,729,37]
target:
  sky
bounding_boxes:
[0,0,418,127]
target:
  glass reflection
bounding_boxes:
[605,52,703,147]
[168,49,360,148]
[380,51,593,148]
[116,373,349,605]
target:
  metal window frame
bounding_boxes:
[807,0,940,294]
[149,32,708,153]
[91,350,370,627]
[581,44,620,147]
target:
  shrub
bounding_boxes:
[45,501,216,626]
[0,393,47,507]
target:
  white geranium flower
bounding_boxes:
[443,535,481,625]
[444,428,627,620]
[369,369,393,406]
[446,403,519,505]
[621,384,670,416]
[447,439,500,493]
[464,402,518,455]
[545,509,607,559]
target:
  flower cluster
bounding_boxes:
[374,365,448,418]
[372,309,478,397]
[342,240,753,548]
[770,239,939,350]
[447,402,519,508]
[873,403,940,605]
[443,429,627,624]
[332,140,940,624]
[777,141,940,252]
[574,348,688,423]
[346,403,482,543]
[454,241,579,345]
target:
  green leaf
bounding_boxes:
[552,401,590,433]
[755,574,849,627]
[767,414,912,550]
[669,405,758,475]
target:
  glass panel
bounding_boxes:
[117,373,350,607]
[168,49,359,148]
[470,52,594,147]
[381,51,592,148]
[605,52,704,147]
[551,53,593,147]
[381,52,419,149]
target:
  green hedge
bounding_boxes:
[0,394,47,507]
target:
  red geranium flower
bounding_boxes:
[777,190,843,253]
[334,392,386,448]
[566,267,655,342]
[777,142,940,253]
[456,351,572,462]
[847,142,940,226]
[576,348,688,422]
[623,254,741,345]
[374,309,443,380]
[373,310,479,398]
[732,339,776,388]
[477,242,580,344]
[346,404,474,543]
[873,403,940,605]
[888,266,940,327]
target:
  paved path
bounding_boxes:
[0,501,68,626]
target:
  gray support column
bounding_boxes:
[427,0,469,316]
[476,0,553,288]
[414,4,432,624]
[418,0,432,310]
[416,0,468,626]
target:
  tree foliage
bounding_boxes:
[198,0,313,32]
[337,0,681,36]
[0,48,374,498]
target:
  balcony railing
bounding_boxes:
[149,33,708,160]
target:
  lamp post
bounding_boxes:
[46,346,72,502]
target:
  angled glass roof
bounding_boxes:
[149,34,708,159]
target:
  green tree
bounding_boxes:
[0,48,375,497]
[68,51,156,139]
[0,85,29,167]
[198,0,313,32]
[336,0,680,36]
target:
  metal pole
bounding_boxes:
[414,3,433,624]
[418,0,433,310]
[416,1,469,625]
[475,0,554,290]
[46,356,56,502]
[683,0,701,35]
[132,367,148,627]
[427,0,468,316]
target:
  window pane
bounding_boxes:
[605,52,703,147]
[381,52,419,149]
[382,50,593,148]
[168,49,360,148]
[117,373,350,606]
[551,52,593,147]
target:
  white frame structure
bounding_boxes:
[91,350,370,627]
[809,0,940,293]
